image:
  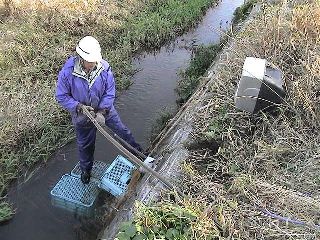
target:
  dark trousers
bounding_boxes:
[75,109,141,172]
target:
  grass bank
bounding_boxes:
[122,0,320,239]
[0,0,217,221]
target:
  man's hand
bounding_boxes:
[97,108,109,116]
[95,112,105,125]
[94,108,109,125]
[77,103,95,116]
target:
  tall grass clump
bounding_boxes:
[233,0,258,24]
[179,0,320,238]
[118,0,216,50]
[0,201,14,223]
[179,162,320,239]
[176,43,222,105]
[0,0,218,221]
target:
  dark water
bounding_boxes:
[0,1,244,239]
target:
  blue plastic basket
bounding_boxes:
[99,155,136,197]
[71,161,109,181]
[50,174,100,216]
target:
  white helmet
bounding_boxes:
[76,36,102,62]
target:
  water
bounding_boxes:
[0,1,244,239]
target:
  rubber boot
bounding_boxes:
[81,170,91,184]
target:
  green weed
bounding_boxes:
[176,44,221,105]
[0,201,14,223]
[233,0,257,25]
[204,107,228,140]
[116,200,221,240]
[120,0,215,51]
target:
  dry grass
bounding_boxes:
[178,0,320,238]
[4,0,99,12]
[180,163,320,239]
[191,0,320,194]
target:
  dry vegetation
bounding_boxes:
[177,0,320,238]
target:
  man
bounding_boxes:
[55,36,142,184]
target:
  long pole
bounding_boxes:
[82,107,184,197]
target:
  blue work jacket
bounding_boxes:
[55,56,116,125]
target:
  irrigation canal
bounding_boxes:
[0,0,244,239]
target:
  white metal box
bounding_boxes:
[235,57,285,113]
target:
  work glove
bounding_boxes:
[76,103,95,117]
[94,108,109,125]
[95,112,105,125]
[139,156,155,173]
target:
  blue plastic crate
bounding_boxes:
[99,155,136,197]
[50,174,100,216]
[71,161,109,181]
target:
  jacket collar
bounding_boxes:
[72,57,104,88]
